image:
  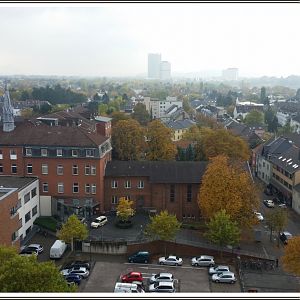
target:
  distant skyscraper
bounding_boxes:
[160,61,171,80]
[148,53,161,79]
[222,68,239,81]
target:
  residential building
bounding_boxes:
[160,61,171,80]
[148,53,161,79]
[104,161,208,221]
[277,111,291,127]
[165,119,196,141]
[0,176,39,249]
[233,98,264,120]
[222,68,238,81]
[290,115,300,133]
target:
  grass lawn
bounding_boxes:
[34,216,58,232]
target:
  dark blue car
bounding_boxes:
[66,274,81,285]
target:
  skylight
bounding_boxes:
[287,158,292,162]
[279,156,282,159]
[282,158,286,162]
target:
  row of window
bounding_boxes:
[0,164,97,176]
[274,165,293,179]
[111,180,144,189]
[24,205,38,223]
[42,182,96,194]
[9,188,37,217]
[272,173,292,190]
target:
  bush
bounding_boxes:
[181,222,207,231]
[34,216,58,232]
[115,219,133,229]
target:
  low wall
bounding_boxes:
[82,240,127,255]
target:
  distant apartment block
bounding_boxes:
[0,176,39,250]
[222,68,239,81]
[160,61,171,80]
[148,53,171,80]
[233,98,264,120]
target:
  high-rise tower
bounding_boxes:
[2,84,15,132]
[148,53,161,79]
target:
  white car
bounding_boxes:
[191,255,215,267]
[254,212,264,221]
[149,273,174,284]
[25,244,44,254]
[90,216,108,228]
[148,281,175,293]
[61,266,90,278]
[159,255,183,266]
[212,272,236,284]
[263,199,275,208]
[209,265,230,275]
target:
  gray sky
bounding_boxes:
[0,3,299,78]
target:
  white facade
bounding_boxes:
[148,53,161,79]
[17,179,40,240]
[160,61,171,80]
[40,195,52,216]
[276,111,290,126]
[151,98,183,119]
[257,155,272,185]
[222,68,239,81]
[290,118,300,133]
[292,189,300,215]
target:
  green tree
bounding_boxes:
[198,155,259,228]
[264,108,278,132]
[296,88,300,100]
[0,246,75,292]
[88,101,99,117]
[265,208,288,245]
[244,110,264,126]
[205,210,240,258]
[112,119,146,160]
[145,210,181,256]
[110,111,130,126]
[57,214,88,251]
[260,86,268,104]
[132,103,150,125]
[116,197,135,222]
[278,121,294,135]
[146,120,177,160]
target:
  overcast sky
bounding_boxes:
[0,3,299,78]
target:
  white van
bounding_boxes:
[50,240,67,259]
[114,282,145,293]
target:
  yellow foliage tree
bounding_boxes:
[116,197,135,222]
[198,155,259,228]
[281,236,300,276]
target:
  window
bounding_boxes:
[91,165,96,175]
[57,149,63,157]
[0,149,2,159]
[72,149,79,157]
[42,183,48,193]
[11,164,17,174]
[32,205,38,217]
[91,184,96,194]
[85,184,90,194]
[86,149,95,157]
[27,164,33,174]
[0,164,3,173]
[111,180,118,188]
[10,149,17,160]
[24,192,30,204]
[187,184,192,202]
[25,211,31,223]
[41,164,48,175]
[72,165,78,175]
[137,180,144,189]
[12,231,18,242]
[58,183,64,193]
[85,165,90,175]
[41,148,48,157]
[124,180,131,189]
[73,183,79,193]
[31,188,37,198]
[57,165,63,175]
[26,148,32,156]
[112,196,118,204]
[125,195,131,200]
[170,184,175,202]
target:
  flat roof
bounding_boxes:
[94,116,112,122]
[0,176,38,190]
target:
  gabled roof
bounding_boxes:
[165,104,178,115]
[235,105,264,114]
[105,161,208,183]
[166,119,196,130]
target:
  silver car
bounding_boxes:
[149,273,174,284]
[209,265,230,275]
[191,255,215,267]
[211,271,236,284]
[148,281,175,293]
[158,255,182,266]
[61,266,90,278]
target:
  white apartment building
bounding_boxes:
[149,97,183,119]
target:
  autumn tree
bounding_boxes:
[205,209,240,258]
[0,246,75,292]
[198,155,259,228]
[145,210,181,256]
[116,197,135,222]
[132,103,150,126]
[57,214,88,251]
[265,208,288,245]
[146,120,177,160]
[244,110,264,126]
[281,236,300,276]
[112,119,146,160]
[110,111,130,126]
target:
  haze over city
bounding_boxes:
[0,3,300,78]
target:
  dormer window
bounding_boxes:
[26,148,32,156]
[57,149,63,157]
[72,149,79,157]
[86,149,95,157]
[41,148,48,157]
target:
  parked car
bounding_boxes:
[70,260,91,270]
[128,251,150,263]
[263,199,275,208]
[149,273,174,284]
[158,255,182,266]
[90,216,108,228]
[254,212,264,221]
[50,240,67,259]
[121,271,143,283]
[211,272,236,284]
[191,255,215,267]
[19,248,38,256]
[209,265,230,275]
[114,282,145,293]
[148,281,175,293]
[280,231,293,245]
[65,274,81,285]
[61,266,90,278]
[278,203,287,209]
[25,244,44,254]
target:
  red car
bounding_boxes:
[121,271,143,283]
